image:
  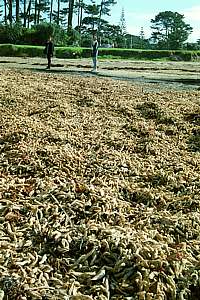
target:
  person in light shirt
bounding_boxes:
[91,34,98,72]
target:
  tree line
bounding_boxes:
[0,0,116,34]
[0,0,127,46]
[0,0,197,50]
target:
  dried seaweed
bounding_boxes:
[0,69,200,300]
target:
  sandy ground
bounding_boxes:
[1,56,200,91]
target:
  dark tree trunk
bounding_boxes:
[27,0,31,27]
[23,0,26,27]
[4,0,7,24]
[98,0,104,34]
[78,0,83,31]
[8,0,12,24]
[77,0,80,28]
[80,2,83,29]
[34,0,37,24]
[57,0,60,25]
[50,0,53,23]
[67,0,74,33]
[16,0,20,22]
[37,0,41,24]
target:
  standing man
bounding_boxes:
[91,34,98,72]
[44,36,54,70]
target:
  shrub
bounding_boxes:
[0,44,43,57]
[0,44,17,56]
[55,47,83,58]
[15,45,44,57]
[0,23,23,44]
[1,43,200,61]
[24,23,68,46]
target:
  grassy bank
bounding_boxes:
[1,43,200,61]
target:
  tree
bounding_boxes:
[3,0,7,24]
[0,3,3,20]
[97,0,116,34]
[100,23,121,46]
[151,11,193,50]
[0,0,149,48]
[81,2,100,33]
[139,27,144,40]
[57,0,60,24]
[119,7,127,47]
[49,0,53,23]
[26,0,33,28]
[139,27,147,49]
[119,7,126,35]
[22,0,27,27]
[8,0,13,24]
[67,0,74,33]
[53,0,68,26]
[77,0,84,33]
[16,0,20,22]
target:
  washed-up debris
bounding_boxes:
[0,69,200,299]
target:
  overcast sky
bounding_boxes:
[108,0,200,42]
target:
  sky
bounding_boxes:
[108,0,200,42]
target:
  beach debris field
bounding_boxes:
[0,69,200,300]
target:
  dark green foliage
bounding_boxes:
[1,43,200,61]
[80,3,100,36]
[22,23,68,45]
[54,46,93,58]
[0,44,43,57]
[151,11,193,50]
[0,23,24,44]
[0,44,91,58]
[55,46,83,58]
[15,45,44,57]
[0,23,68,46]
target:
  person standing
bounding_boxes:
[44,37,54,70]
[91,34,98,72]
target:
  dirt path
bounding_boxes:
[1,56,200,91]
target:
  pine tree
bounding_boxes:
[97,0,116,34]
[119,7,127,36]
[139,26,145,48]
[119,7,127,48]
[49,0,53,22]
[23,0,27,27]
[3,0,7,24]
[0,2,3,19]
[16,0,20,22]
[151,11,193,49]
[57,0,60,24]
[68,0,75,32]
[77,0,84,33]
[81,2,100,33]
[56,0,68,26]
[8,0,13,24]
[140,27,144,40]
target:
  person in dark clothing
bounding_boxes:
[91,34,98,72]
[44,37,54,69]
